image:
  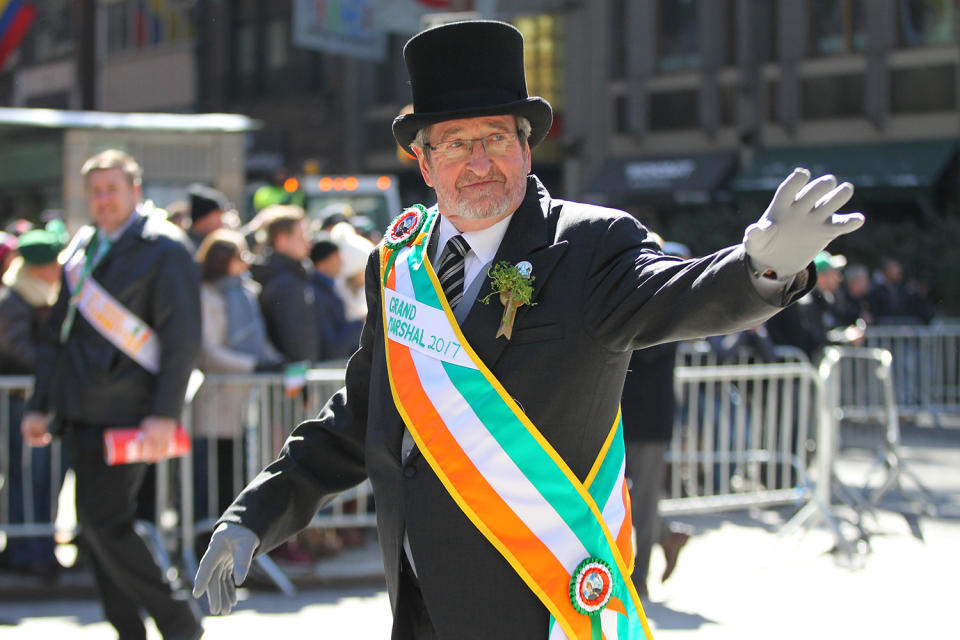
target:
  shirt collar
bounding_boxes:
[101,207,140,243]
[434,212,513,265]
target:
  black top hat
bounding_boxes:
[392,20,553,156]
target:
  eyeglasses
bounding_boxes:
[425,132,520,161]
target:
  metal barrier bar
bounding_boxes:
[663,362,821,514]
[820,345,937,513]
[863,324,960,421]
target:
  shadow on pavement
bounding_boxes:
[642,599,717,631]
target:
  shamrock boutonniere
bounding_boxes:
[480,260,535,340]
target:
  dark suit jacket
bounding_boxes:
[27,210,201,428]
[221,176,812,638]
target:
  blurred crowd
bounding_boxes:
[0,183,385,576]
[0,190,943,578]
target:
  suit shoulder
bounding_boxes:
[551,198,646,238]
[141,210,193,251]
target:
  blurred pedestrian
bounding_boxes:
[869,257,914,324]
[20,149,204,640]
[838,263,872,326]
[621,342,692,598]
[0,231,18,280]
[329,221,374,323]
[193,230,282,539]
[187,184,230,251]
[252,167,305,213]
[0,227,63,578]
[309,239,363,362]
[165,200,192,232]
[249,205,319,364]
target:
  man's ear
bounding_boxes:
[412,146,434,188]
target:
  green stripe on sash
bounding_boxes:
[586,419,625,510]
[442,362,610,560]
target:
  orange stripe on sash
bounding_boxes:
[617,479,634,572]
[388,340,591,638]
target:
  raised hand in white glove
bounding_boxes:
[743,168,864,278]
[193,522,259,615]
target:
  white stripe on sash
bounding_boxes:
[408,347,586,572]
[600,459,628,537]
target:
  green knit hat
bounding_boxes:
[17,229,63,265]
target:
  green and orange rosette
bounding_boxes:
[384,205,428,249]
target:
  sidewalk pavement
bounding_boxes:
[1,423,957,638]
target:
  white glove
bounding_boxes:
[193,522,259,615]
[743,168,864,278]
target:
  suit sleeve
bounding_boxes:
[150,241,202,419]
[218,250,379,553]
[583,215,806,353]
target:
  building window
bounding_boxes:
[898,0,956,46]
[609,0,628,79]
[722,0,738,67]
[26,0,73,63]
[649,89,698,130]
[656,0,701,72]
[765,79,779,122]
[719,83,738,126]
[613,94,630,134]
[514,14,565,113]
[757,1,779,63]
[801,74,865,119]
[266,19,289,71]
[890,65,956,112]
[808,0,866,56]
[104,0,194,55]
[372,34,407,105]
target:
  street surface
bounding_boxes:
[1,424,956,639]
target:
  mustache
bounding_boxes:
[456,169,506,189]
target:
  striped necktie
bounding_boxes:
[436,235,470,308]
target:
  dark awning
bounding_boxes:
[732,139,956,197]
[584,150,739,207]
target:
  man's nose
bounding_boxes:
[466,139,493,172]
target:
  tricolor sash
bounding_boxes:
[380,206,653,640]
[62,226,161,374]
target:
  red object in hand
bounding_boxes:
[103,425,192,465]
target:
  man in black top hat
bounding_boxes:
[194,20,863,639]
[187,183,229,251]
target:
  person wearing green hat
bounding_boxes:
[0,227,63,577]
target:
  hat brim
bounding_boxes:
[392,97,553,157]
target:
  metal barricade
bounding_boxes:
[820,346,936,512]
[662,361,820,515]
[181,366,375,591]
[0,375,61,552]
[663,359,857,559]
[0,374,197,577]
[863,323,960,422]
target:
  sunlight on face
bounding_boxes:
[416,115,531,230]
[85,168,140,234]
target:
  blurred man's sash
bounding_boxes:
[63,227,160,374]
[379,207,652,640]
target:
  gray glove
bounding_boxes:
[743,168,864,278]
[192,522,259,615]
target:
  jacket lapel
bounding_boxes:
[458,176,567,371]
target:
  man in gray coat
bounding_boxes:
[194,21,863,640]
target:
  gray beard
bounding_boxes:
[434,175,527,221]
